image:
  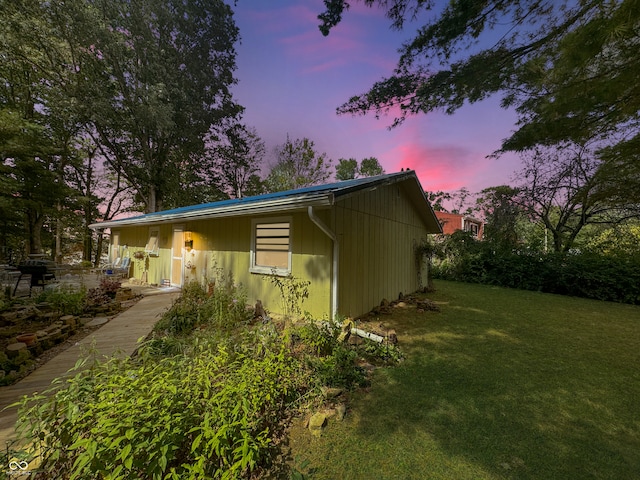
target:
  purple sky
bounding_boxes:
[231,1,522,194]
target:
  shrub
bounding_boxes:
[310,344,367,389]
[36,284,86,315]
[155,278,251,335]
[288,321,368,390]
[15,328,309,480]
[433,244,640,304]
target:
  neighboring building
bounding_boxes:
[435,211,484,239]
[90,171,442,319]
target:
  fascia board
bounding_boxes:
[89,193,332,230]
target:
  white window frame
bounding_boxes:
[145,227,160,256]
[250,217,292,276]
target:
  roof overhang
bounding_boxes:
[89,170,442,234]
[89,192,334,230]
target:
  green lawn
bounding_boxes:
[288,280,640,479]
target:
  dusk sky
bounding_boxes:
[231,0,523,195]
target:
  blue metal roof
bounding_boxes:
[141,173,389,218]
[89,171,441,232]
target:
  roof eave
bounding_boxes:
[89,193,333,230]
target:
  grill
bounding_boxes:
[13,258,57,296]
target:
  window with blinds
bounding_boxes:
[251,219,291,274]
[145,228,160,255]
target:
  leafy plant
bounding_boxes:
[35,284,87,315]
[14,327,310,479]
[99,276,121,296]
[356,337,403,365]
[266,273,310,319]
[155,277,251,335]
[309,344,366,389]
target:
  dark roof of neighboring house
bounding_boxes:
[89,170,442,233]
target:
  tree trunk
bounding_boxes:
[83,226,93,263]
[94,230,105,267]
[148,186,157,213]
[55,205,63,264]
[27,211,44,255]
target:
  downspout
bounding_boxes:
[307,206,338,320]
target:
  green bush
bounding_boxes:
[309,344,367,389]
[15,328,309,480]
[155,278,251,335]
[433,241,640,304]
[288,321,368,389]
[36,284,87,315]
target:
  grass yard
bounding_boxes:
[288,280,640,479]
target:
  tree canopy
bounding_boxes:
[318,1,640,163]
[335,156,384,180]
[265,136,332,192]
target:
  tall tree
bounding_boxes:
[211,124,265,199]
[318,1,640,166]
[513,143,640,252]
[335,156,384,180]
[426,190,452,212]
[476,185,530,251]
[359,157,385,177]
[265,136,332,192]
[68,0,242,212]
[335,158,358,180]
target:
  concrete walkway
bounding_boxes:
[0,288,180,447]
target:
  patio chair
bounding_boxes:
[103,256,131,279]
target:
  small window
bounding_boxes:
[250,218,291,275]
[145,228,160,256]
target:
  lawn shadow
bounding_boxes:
[336,284,640,479]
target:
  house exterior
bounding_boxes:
[435,211,484,239]
[90,171,442,319]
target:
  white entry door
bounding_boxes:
[171,225,184,287]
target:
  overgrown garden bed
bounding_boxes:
[10,275,409,479]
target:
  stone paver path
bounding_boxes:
[0,289,179,447]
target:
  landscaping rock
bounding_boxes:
[61,315,76,326]
[115,287,134,302]
[388,329,398,345]
[42,311,61,322]
[6,342,28,358]
[0,311,19,325]
[335,403,347,421]
[321,387,343,400]
[308,412,327,437]
[416,299,440,312]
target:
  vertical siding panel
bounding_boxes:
[362,211,370,314]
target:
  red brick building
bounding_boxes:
[435,211,484,239]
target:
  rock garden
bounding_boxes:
[0,277,139,386]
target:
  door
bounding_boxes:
[171,226,184,287]
[110,231,120,263]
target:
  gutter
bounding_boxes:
[307,206,338,320]
[89,194,332,230]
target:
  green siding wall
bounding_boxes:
[112,212,333,319]
[334,183,428,317]
[109,182,430,320]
